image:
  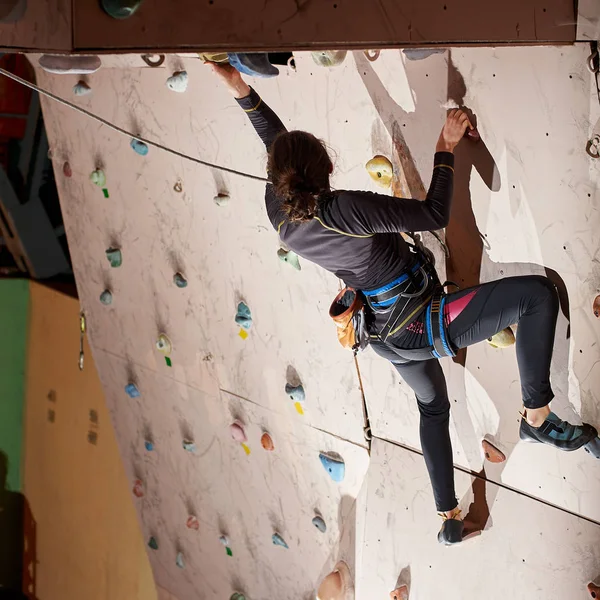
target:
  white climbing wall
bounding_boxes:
[33,47,600,600]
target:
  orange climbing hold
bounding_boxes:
[261,432,274,451]
[588,582,600,598]
[132,479,144,498]
[390,585,409,600]
[593,295,600,318]
[482,439,506,463]
[186,515,200,531]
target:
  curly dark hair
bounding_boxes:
[268,130,333,222]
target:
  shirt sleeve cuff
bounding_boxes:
[433,152,455,167]
[235,87,262,112]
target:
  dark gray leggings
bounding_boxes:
[370,275,559,511]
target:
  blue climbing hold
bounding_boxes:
[312,516,327,533]
[272,532,288,549]
[585,436,600,459]
[182,440,196,453]
[130,138,149,156]
[125,383,140,398]
[144,440,154,451]
[235,302,252,330]
[285,383,305,403]
[319,452,345,482]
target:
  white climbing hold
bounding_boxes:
[73,80,92,96]
[214,193,230,207]
[39,54,102,75]
[166,71,189,93]
[311,50,347,68]
[175,552,185,569]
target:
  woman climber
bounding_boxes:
[208,62,598,545]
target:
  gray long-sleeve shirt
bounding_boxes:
[236,88,454,291]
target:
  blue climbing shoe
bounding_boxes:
[519,412,597,451]
[437,510,464,545]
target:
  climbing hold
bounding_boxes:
[101,0,144,19]
[73,80,92,96]
[198,52,230,64]
[481,439,506,463]
[235,302,252,330]
[593,295,600,318]
[132,478,144,498]
[218,535,230,547]
[319,452,345,482]
[285,383,305,404]
[156,333,172,354]
[311,50,347,67]
[390,585,409,600]
[166,70,189,93]
[271,533,288,549]
[182,439,196,453]
[125,383,140,398]
[99,289,113,305]
[90,168,106,187]
[588,582,600,598]
[38,54,101,74]
[317,561,351,600]
[260,432,275,451]
[62,161,72,177]
[230,594,246,600]
[130,138,149,156]
[144,440,154,451]
[175,552,185,569]
[366,155,394,188]
[584,436,600,459]
[173,180,183,193]
[214,192,230,206]
[465,127,481,142]
[105,247,122,268]
[364,49,380,62]
[148,536,158,550]
[312,515,327,533]
[487,327,515,348]
[403,48,446,61]
[277,248,301,270]
[229,420,247,443]
[186,515,200,530]
[173,272,188,288]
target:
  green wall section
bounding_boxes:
[0,279,29,492]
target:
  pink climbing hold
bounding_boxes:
[63,162,72,177]
[230,420,247,443]
[132,478,144,498]
[186,515,200,531]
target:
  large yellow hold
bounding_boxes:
[487,327,515,348]
[365,155,393,188]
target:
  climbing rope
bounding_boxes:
[0,67,270,183]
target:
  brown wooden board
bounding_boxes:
[73,0,575,53]
[0,0,71,52]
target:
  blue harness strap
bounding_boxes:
[427,291,456,358]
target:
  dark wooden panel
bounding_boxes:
[0,0,71,51]
[74,0,575,52]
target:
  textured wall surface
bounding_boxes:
[33,47,600,599]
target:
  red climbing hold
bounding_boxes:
[132,478,144,498]
[593,295,600,318]
[588,582,600,598]
[63,162,72,177]
[390,585,409,600]
[482,439,506,463]
[186,515,199,531]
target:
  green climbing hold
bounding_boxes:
[226,547,233,557]
[105,247,122,268]
[235,302,252,330]
[148,536,158,550]
[90,168,106,187]
[101,0,144,19]
[230,594,246,600]
[99,289,112,305]
[277,248,301,271]
[173,272,188,288]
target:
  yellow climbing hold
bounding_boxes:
[294,402,304,415]
[487,327,515,348]
[241,443,251,455]
[156,333,172,354]
[239,329,248,340]
[366,155,393,188]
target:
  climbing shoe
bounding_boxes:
[519,412,597,451]
[437,510,464,546]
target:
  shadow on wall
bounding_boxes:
[0,450,33,599]
[354,49,586,532]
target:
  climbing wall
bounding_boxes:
[32,47,600,599]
